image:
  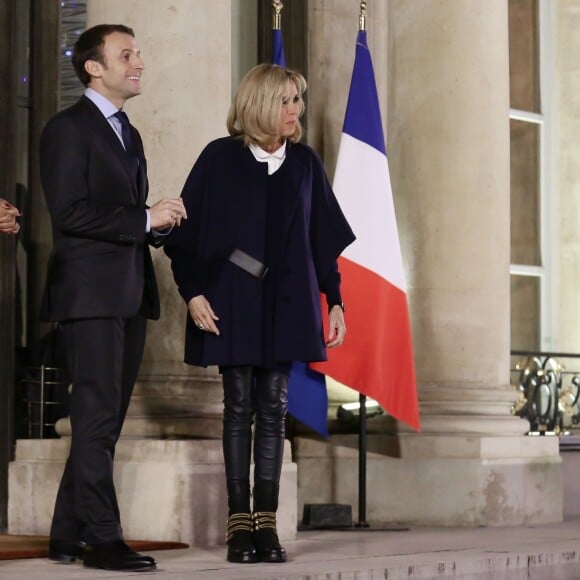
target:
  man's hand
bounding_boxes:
[188,295,220,335]
[0,198,21,235]
[149,197,187,230]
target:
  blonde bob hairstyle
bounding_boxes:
[226,63,307,148]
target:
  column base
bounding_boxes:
[8,438,297,547]
[54,368,226,439]
[560,434,580,519]
[294,434,563,527]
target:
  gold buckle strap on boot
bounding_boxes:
[252,511,277,531]
[226,513,253,542]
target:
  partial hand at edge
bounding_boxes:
[0,198,21,235]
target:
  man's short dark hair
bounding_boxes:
[72,24,135,87]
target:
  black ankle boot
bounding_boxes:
[252,511,287,562]
[226,513,258,563]
[226,480,257,564]
[252,480,287,563]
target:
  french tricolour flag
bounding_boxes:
[311,30,420,432]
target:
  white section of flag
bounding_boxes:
[333,133,406,292]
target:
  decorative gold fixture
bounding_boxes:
[272,0,284,30]
[359,1,367,31]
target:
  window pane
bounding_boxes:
[59,0,86,110]
[510,119,540,265]
[509,0,540,112]
[15,0,30,101]
[511,275,540,351]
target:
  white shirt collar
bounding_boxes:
[249,141,286,160]
[248,142,287,175]
[85,87,121,119]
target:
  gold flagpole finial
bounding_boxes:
[359,1,367,31]
[273,0,284,30]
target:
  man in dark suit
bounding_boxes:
[39,24,187,572]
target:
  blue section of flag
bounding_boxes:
[342,30,386,155]
[272,27,329,438]
[287,363,329,438]
[272,29,287,67]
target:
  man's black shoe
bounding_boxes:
[83,540,156,571]
[48,539,85,563]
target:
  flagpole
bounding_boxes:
[353,0,371,531]
[355,393,369,528]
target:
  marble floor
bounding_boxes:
[2,519,580,579]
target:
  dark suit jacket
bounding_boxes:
[164,136,355,367]
[39,96,160,321]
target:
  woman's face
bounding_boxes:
[277,81,300,139]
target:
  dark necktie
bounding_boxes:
[114,110,139,181]
[114,110,136,154]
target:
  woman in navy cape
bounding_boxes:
[165,63,355,564]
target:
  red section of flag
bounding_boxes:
[312,257,420,431]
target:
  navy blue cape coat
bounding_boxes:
[164,136,355,367]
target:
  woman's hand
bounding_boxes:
[326,305,346,348]
[188,295,220,335]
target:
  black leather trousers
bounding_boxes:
[221,366,289,513]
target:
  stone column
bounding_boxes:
[389,0,520,440]
[296,0,562,527]
[555,0,580,351]
[85,0,227,439]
